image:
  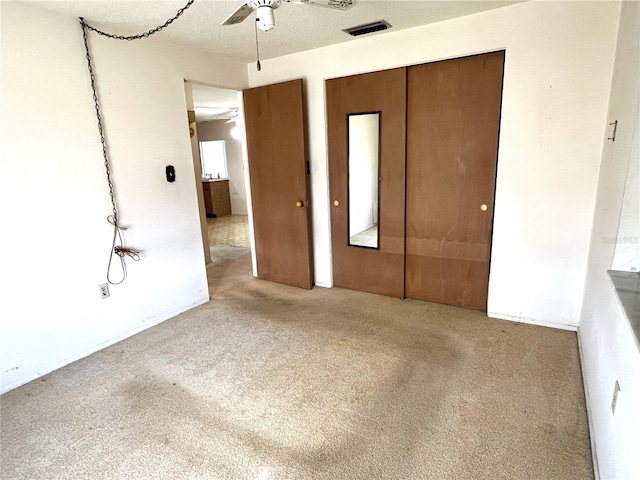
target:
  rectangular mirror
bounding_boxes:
[348,112,381,249]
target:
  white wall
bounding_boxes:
[0,2,248,393]
[185,84,212,265]
[579,1,640,478]
[248,0,619,327]
[196,120,249,215]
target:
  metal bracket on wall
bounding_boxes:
[608,120,618,141]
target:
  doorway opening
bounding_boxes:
[183,81,256,293]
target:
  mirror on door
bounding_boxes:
[348,112,381,249]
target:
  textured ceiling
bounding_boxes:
[22,0,522,63]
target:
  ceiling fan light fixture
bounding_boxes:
[249,0,281,31]
[255,5,276,31]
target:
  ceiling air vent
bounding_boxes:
[343,20,391,37]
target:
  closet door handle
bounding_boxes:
[333,200,340,207]
[480,204,488,211]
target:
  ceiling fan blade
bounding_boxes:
[222,3,253,26]
[288,0,357,10]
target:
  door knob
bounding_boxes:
[333,200,340,206]
[296,201,304,208]
[480,204,488,211]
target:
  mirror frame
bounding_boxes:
[347,111,382,250]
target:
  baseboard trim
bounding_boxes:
[314,281,332,288]
[488,312,578,331]
[0,297,209,395]
[577,327,601,480]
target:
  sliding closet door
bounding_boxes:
[405,52,505,310]
[327,69,406,297]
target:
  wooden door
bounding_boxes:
[405,52,505,310]
[327,68,407,297]
[243,79,314,289]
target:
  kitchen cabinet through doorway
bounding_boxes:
[202,179,231,217]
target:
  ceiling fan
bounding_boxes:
[222,0,358,32]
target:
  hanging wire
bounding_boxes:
[106,216,140,285]
[78,0,196,285]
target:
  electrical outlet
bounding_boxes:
[99,283,110,299]
[611,380,621,415]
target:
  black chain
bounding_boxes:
[78,0,196,284]
[81,0,195,40]
[80,21,118,223]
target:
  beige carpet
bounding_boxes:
[1,253,593,479]
[210,244,251,265]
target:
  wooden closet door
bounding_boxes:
[327,68,406,297]
[243,79,314,289]
[405,52,505,310]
